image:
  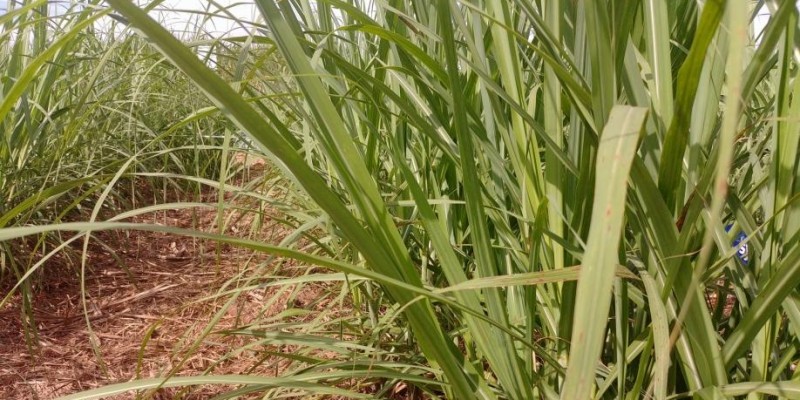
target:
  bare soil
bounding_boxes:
[0,161,357,399]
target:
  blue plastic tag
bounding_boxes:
[725,224,749,266]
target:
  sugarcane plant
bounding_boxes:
[2,0,800,398]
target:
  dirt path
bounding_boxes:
[0,183,345,399]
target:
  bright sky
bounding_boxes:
[0,1,780,42]
[140,0,260,37]
[0,0,261,37]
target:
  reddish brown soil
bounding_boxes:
[0,163,359,399]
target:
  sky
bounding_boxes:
[138,0,260,37]
[0,0,261,37]
[0,1,779,42]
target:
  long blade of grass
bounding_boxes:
[657,0,725,211]
[102,1,486,396]
[57,375,372,400]
[561,105,647,399]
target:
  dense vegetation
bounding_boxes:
[2,0,800,398]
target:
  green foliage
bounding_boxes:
[0,0,233,347]
[3,0,800,398]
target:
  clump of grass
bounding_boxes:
[0,0,239,347]
[4,0,800,399]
